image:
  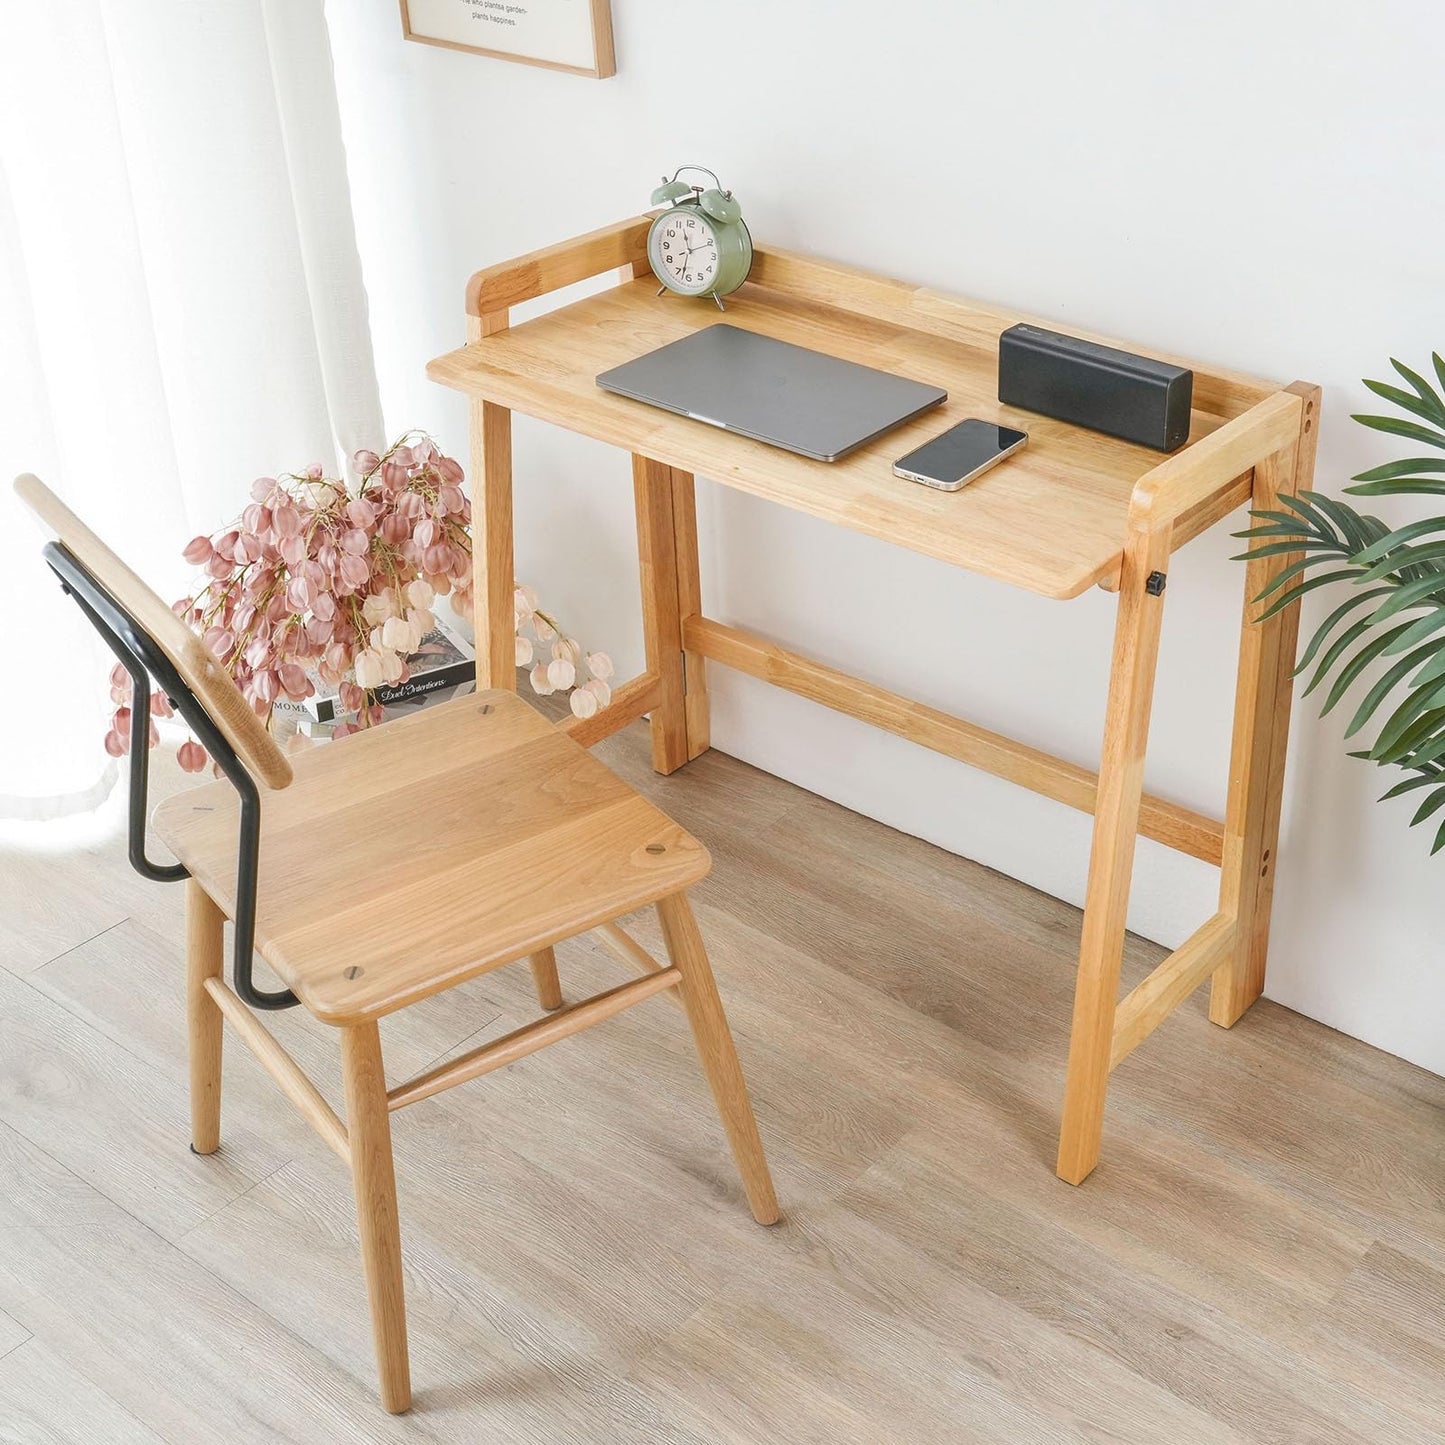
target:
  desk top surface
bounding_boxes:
[429,266,1274,599]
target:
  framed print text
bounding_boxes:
[400,0,615,78]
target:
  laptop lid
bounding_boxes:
[595,324,947,463]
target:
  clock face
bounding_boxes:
[652,211,719,293]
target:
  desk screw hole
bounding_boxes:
[343,966,364,980]
[645,843,666,855]
[478,703,493,715]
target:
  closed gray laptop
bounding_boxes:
[595,323,947,463]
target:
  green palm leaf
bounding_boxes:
[1353,516,1445,565]
[1345,640,1445,738]
[1237,351,1445,856]
[1318,623,1414,717]
[1351,456,1445,483]
[1350,414,1445,451]
[1296,587,1394,674]
[1347,478,1445,498]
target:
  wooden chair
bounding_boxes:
[15,474,779,1413]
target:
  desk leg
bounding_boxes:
[671,468,711,760]
[469,397,516,690]
[633,455,690,773]
[1210,383,1320,1026]
[1057,524,1171,1185]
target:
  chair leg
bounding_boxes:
[655,892,779,1225]
[186,879,224,1155]
[340,1022,411,1414]
[528,947,563,1010]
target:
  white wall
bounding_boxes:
[325,1,1445,1073]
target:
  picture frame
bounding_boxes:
[399,0,615,79]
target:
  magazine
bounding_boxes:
[272,610,476,724]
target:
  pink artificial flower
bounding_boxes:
[339,552,370,586]
[352,449,380,476]
[278,663,310,700]
[177,739,208,772]
[272,502,302,537]
[345,498,376,529]
[203,626,235,659]
[182,535,214,565]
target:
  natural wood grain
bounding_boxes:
[1130,389,1303,525]
[153,690,710,1024]
[430,231,1294,599]
[8,731,1445,1440]
[633,454,689,773]
[434,224,1313,1188]
[528,947,563,1011]
[468,400,515,689]
[1211,382,1321,1026]
[186,881,225,1155]
[386,968,681,1111]
[558,670,660,747]
[685,614,1223,865]
[465,214,650,317]
[657,892,779,1226]
[593,917,686,1011]
[203,977,349,1163]
[13,474,292,790]
[340,1022,410,1413]
[670,468,712,759]
[1057,523,1173,1185]
[1111,912,1235,1070]
[744,243,1277,421]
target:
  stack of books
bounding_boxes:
[273,611,476,740]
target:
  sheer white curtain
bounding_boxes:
[0,0,382,819]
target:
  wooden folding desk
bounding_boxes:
[428,215,1319,1184]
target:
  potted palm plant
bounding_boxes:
[1240,352,1445,849]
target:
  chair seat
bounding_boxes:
[154,689,709,1025]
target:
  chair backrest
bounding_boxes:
[14,473,293,791]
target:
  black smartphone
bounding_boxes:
[893,419,1028,491]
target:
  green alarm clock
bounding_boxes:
[647,165,752,310]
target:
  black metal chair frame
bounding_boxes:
[43,540,298,1010]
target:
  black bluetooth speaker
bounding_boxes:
[997,324,1193,452]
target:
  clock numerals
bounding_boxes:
[654,213,719,292]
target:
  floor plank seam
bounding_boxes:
[26,915,130,975]
[0,1331,33,1363]
[174,1157,299,1244]
[402,1006,508,1083]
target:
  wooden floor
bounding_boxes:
[3,708,1445,1444]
